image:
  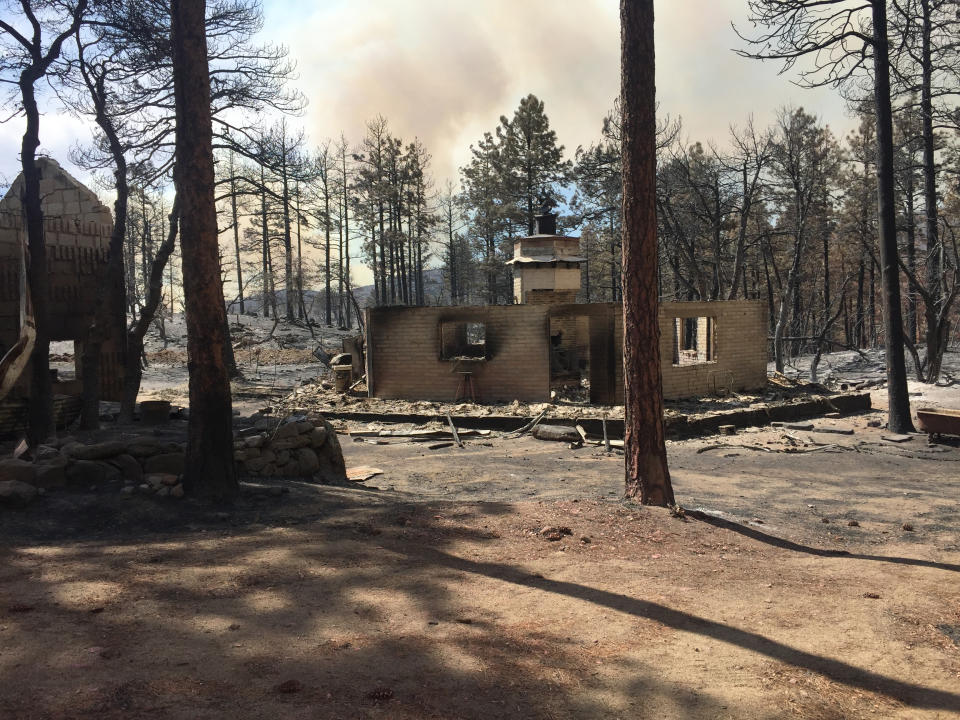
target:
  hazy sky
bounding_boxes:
[266,0,857,182]
[0,0,859,290]
[0,0,858,191]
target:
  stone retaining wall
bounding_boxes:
[0,415,346,506]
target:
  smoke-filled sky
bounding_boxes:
[267,0,856,182]
[0,0,858,192]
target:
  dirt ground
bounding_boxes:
[2,400,960,719]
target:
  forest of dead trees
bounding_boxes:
[3,0,960,389]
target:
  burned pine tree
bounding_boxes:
[737,0,915,433]
[0,0,90,445]
[170,0,236,499]
[620,0,674,506]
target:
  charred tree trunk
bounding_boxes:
[119,197,180,423]
[21,84,53,446]
[260,165,270,318]
[871,0,913,433]
[620,0,674,506]
[230,154,244,314]
[905,176,917,346]
[281,153,294,320]
[919,0,944,381]
[855,257,865,347]
[324,184,332,326]
[171,0,237,498]
[79,73,129,431]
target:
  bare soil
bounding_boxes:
[2,403,960,719]
[19,322,960,718]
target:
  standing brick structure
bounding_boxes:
[0,158,125,405]
[366,299,767,403]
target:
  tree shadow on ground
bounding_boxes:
[0,486,957,718]
[686,510,960,573]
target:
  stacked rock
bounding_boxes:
[0,414,346,507]
[234,415,346,481]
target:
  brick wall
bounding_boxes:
[367,299,767,404]
[657,300,767,399]
[0,158,125,401]
[367,305,552,403]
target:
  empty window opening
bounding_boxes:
[672,316,716,366]
[440,321,487,360]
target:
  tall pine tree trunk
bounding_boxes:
[21,81,53,446]
[230,154,244,314]
[621,0,674,506]
[171,0,237,498]
[871,0,913,433]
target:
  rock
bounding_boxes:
[145,473,177,489]
[532,425,581,443]
[67,460,121,486]
[273,679,303,694]
[813,427,855,435]
[783,422,814,431]
[53,436,77,449]
[156,486,170,498]
[867,419,883,428]
[882,434,912,443]
[59,441,84,458]
[847,520,860,527]
[144,452,185,475]
[718,424,736,436]
[67,441,128,461]
[295,420,314,434]
[170,484,185,499]
[254,417,275,432]
[245,456,270,473]
[120,486,135,497]
[0,480,38,507]
[273,422,300,441]
[0,458,36,484]
[138,483,151,494]
[282,460,301,477]
[309,426,328,447]
[34,457,68,488]
[296,448,320,475]
[271,434,311,451]
[901,522,914,531]
[275,450,290,466]
[106,454,143,483]
[539,526,573,541]
[317,429,347,481]
[125,440,164,458]
[244,434,267,449]
[34,444,59,461]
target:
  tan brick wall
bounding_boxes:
[657,300,767,399]
[0,158,125,401]
[368,299,767,404]
[368,305,552,403]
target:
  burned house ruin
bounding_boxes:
[365,211,767,404]
[0,158,124,427]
